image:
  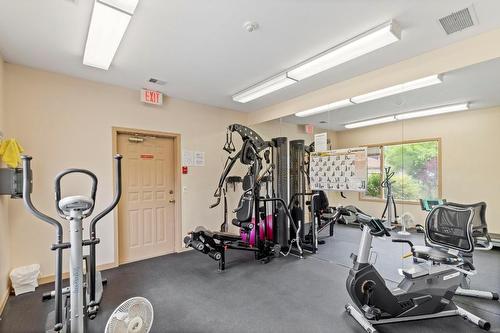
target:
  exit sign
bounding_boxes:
[141,89,163,105]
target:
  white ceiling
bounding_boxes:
[1,0,500,112]
[283,57,500,130]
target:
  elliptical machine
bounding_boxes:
[380,167,397,230]
[345,205,490,332]
[21,155,122,333]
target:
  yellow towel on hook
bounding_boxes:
[0,139,25,168]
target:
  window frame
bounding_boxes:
[359,138,442,205]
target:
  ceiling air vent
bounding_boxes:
[439,7,477,35]
[148,78,166,86]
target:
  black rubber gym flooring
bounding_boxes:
[1,224,499,333]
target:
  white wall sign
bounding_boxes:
[194,151,205,166]
[182,150,193,166]
[309,147,368,192]
[314,132,328,152]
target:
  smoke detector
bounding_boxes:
[243,21,259,32]
[439,6,478,35]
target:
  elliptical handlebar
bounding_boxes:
[21,155,65,330]
[89,154,122,232]
[21,155,63,238]
[54,168,98,218]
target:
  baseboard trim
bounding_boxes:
[38,262,118,286]
[118,250,176,265]
[0,288,9,315]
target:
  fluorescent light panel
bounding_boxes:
[395,103,469,120]
[351,74,443,104]
[232,74,297,103]
[233,20,401,103]
[100,0,139,14]
[295,99,353,117]
[287,21,401,81]
[345,116,396,129]
[294,74,443,118]
[345,103,470,129]
[83,1,138,70]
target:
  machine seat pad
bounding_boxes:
[321,213,336,220]
[194,226,240,242]
[413,245,462,265]
[212,231,241,242]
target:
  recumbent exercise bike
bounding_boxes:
[345,204,490,332]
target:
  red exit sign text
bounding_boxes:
[141,89,163,105]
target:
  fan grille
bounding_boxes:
[105,297,154,333]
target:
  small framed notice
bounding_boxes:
[314,132,328,152]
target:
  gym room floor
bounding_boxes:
[1,225,499,333]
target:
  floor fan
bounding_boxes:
[105,297,154,333]
[397,212,414,236]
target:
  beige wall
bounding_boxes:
[4,64,247,278]
[0,53,11,305]
[333,107,500,234]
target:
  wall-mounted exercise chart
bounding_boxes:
[309,147,368,192]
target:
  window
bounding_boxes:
[361,139,440,202]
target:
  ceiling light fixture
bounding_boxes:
[351,74,443,104]
[233,20,401,103]
[232,74,297,103]
[345,102,470,129]
[288,21,401,81]
[294,74,443,118]
[295,99,353,117]
[345,116,396,129]
[395,103,469,120]
[83,0,139,70]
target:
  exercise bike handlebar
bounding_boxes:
[89,154,122,233]
[356,212,390,237]
[54,168,98,219]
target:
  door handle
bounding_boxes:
[169,199,176,203]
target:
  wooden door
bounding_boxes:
[117,133,176,263]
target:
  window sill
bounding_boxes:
[359,196,421,206]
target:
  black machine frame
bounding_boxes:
[184,124,303,271]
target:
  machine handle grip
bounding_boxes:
[54,168,98,218]
[392,239,415,251]
[89,155,122,233]
[209,196,221,209]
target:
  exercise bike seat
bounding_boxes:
[412,245,463,265]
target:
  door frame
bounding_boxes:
[112,127,182,266]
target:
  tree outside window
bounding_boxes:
[361,140,440,202]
